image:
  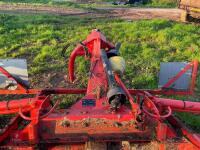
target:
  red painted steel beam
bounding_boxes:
[167,116,200,149]
[190,60,198,94]
[0,89,39,95]
[0,98,36,114]
[0,88,86,95]
[128,89,191,96]
[115,74,138,113]
[0,88,194,96]
[40,88,86,95]
[0,115,21,143]
[154,97,200,113]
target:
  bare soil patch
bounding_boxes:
[0,3,87,15]
[0,3,182,21]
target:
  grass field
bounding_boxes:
[0,13,200,130]
[0,0,178,8]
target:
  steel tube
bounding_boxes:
[68,45,85,82]
[155,98,200,113]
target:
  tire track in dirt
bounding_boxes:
[0,3,182,21]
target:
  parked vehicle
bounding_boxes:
[179,0,200,21]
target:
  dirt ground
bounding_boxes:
[0,3,197,150]
[0,3,87,15]
[0,3,182,21]
[104,8,181,21]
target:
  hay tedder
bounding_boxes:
[0,29,200,150]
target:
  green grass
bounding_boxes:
[0,13,200,130]
[0,0,178,8]
[135,0,177,8]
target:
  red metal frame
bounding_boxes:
[0,29,199,149]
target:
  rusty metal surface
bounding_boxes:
[38,116,153,143]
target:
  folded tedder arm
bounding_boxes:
[0,29,200,150]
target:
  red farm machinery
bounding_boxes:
[0,29,200,150]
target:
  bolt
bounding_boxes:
[65,111,69,115]
[83,122,90,127]
[81,111,88,114]
[113,122,122,128]
[60,120,70,127]
[82,119,90,127]
[102,102,107,106]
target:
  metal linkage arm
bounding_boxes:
[68,43,86,82]
[0,98,36,115]
[154,97,200,114]
[68,29,115,83]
